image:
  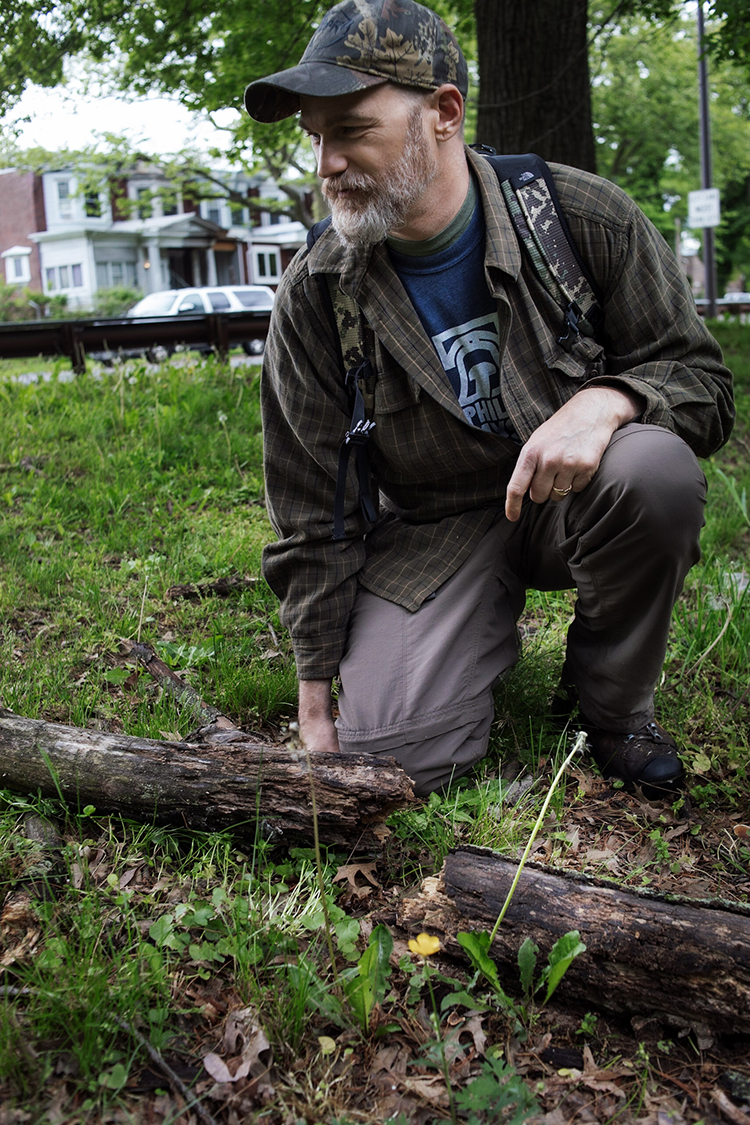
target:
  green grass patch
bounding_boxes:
[0,326,748,1121]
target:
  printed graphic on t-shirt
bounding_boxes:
[431,313,514,436]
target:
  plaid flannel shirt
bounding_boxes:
[261,148,734,679]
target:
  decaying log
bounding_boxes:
[0,710,414,849]
[397,846,750,1034]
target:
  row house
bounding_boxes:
[0,163,307,312]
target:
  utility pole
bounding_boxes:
[697,1,717,317]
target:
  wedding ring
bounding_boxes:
[552,485,572,497]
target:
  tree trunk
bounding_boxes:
[397,846,750,1033]
[0,710,414,849]
[474,0,596,172]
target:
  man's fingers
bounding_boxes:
[504,456,536,521]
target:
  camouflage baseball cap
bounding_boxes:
[244,0,468,123]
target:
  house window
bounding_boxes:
[208,206,222,225]
[57,181,72,220]
[230,206,245,226]
[85,193,102,218]
[46,268,56,291]
[254,250,280,282]
[71,264,83,287]
[136,188,152,219]
[96,263,109,289]
[3,250,32,285]
[58,265,70,289]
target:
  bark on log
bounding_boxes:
[397,846,750,1034]
[0,710,415,849]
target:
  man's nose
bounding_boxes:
[316,140,348,179]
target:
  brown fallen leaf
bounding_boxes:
[332,862,381,896]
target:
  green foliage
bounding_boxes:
[453,1055,540,1124]
[591,14,750,287]
[0,283,68,322]
[0,1,85,117]
[342,923,393,1033]
[90,286,142,317]
[519,931,588,1006]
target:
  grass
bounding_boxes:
[0,323,748,1123]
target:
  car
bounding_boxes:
[128,285,274,352]
[85,285,275,364]
[721,292,750,303]
[127,284,275,319]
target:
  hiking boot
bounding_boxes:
[581,718,685,799]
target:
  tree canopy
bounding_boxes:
[0,1,748,276]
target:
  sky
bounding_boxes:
[8,79,237,157]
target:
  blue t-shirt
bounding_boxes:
[387,189,516,439]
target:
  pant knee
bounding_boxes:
[338,703,494,797]
[588,426,706,553]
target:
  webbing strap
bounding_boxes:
[487,152,602,352]
[325,275,377,540]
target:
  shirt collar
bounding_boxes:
[466,146,523,282]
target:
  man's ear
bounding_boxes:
[431,84,465,142]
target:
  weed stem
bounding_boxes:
[488,731,586,945]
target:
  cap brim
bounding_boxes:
[244,62,387,122]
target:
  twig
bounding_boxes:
[116,1017,219,1125]
[710,1086,749,1125]
[123,639,237,731]
[136,576,149,643]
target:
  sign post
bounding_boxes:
[688,188,721,231]
[696,2,718,317]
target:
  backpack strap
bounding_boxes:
[307,218,377,540]
[475,148,603,353]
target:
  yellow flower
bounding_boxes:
[408,933,441,957]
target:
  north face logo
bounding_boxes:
[518,170,535,184]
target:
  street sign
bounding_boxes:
[688,188,721,229]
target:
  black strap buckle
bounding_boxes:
[557,301,594,352]
[345,418,376,446]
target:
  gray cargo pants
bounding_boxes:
[335,424,707,795]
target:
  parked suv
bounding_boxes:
[127,285,275,319]
[106,285,275,361]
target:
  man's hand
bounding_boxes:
[504,386,642,522]
[297,678,340,753]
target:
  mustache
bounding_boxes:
[322,171,378,198]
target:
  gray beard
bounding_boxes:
[323,109,438,250]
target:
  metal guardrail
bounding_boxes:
[0,309,272,373]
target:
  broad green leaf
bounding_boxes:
[457,931,520,1015]
[542,930,587,1004]
[440,989,490,1013]
[344,923,393,1032]
[148,914,174,946]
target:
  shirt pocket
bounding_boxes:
[546,333,606,385]
[372,365,422,415]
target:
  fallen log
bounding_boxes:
[0,710,414,849]
[397,846,750,1034]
